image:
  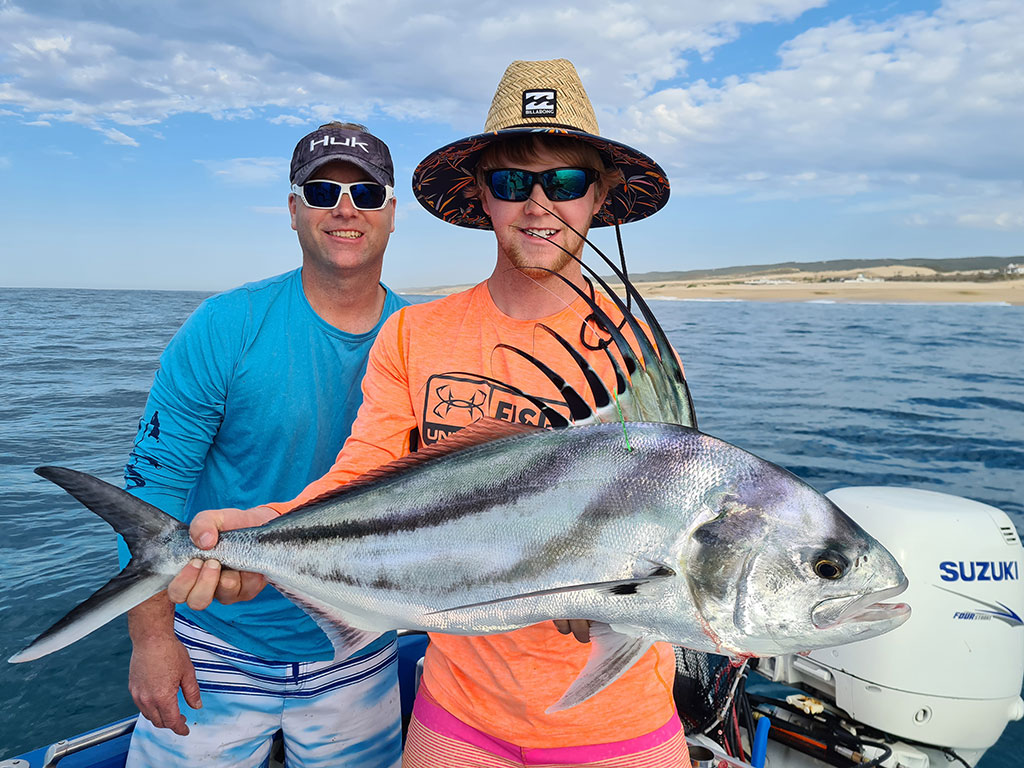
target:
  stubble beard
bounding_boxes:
[503,230,585,279]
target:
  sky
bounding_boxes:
[1,0,1022,292]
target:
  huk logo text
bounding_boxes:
[311,136,369,153]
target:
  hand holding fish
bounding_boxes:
[166,506,277,609]
[553,619,592,643]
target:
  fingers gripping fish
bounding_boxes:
[10,213,910,715]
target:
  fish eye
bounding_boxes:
[814,558,845,580]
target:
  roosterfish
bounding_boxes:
[10,240,910,713]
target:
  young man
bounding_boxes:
[173,61,689,766]
[123,122,407,768]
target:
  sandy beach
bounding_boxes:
[623,278,1024,305]
[607,265,1024,304]
[415,265,1024,304]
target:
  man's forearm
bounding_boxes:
[127,591,177,643]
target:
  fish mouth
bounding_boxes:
[811,579,910,629]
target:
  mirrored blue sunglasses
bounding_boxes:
[485,167,599,203]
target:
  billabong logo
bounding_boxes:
[523,89,556,118]
[310,135,369,153]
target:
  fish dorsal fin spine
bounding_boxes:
[291,418,540,511]
[359,417,539,481]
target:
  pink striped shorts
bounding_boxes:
[401,689,691,767]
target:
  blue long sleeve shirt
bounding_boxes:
[121,268,408,660]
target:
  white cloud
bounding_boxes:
[1,0,1020,236]
[101,126,139,146]
[199,157,287,185]
[269,114,307,126]
[395,201,421,222]
[869,182,1024,232]
[956,211,1024,230]
[904,208,1024,231]
[0,156,10,169]
[621,0,1024,211]
[250,205,289,215]
[0,0,822,136]
[23,34,71,54]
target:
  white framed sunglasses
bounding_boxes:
[290,179,395,211]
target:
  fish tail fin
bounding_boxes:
[34,466,182,557]
[8,466,186,663]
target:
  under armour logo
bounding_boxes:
[522,89,556,118]
[432,384,487,421]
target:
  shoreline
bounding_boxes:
[619,278,1024,305]
[408,278,1024,305]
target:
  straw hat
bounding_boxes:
[412,59,670,230]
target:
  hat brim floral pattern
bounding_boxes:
[412,127,670,230]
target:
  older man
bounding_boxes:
[124,122,407,767]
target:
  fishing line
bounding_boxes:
[613,394,633,453]
[501,232,628,352]
[515,198,632,350]
[527,196,634,290]
[507,264,597,331]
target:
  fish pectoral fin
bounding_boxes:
[426,567,674,617]
[546,623,654,713]
[271,583,387,661]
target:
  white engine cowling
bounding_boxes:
[771,487,1024,754]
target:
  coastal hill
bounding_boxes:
[609,255,1022,284]
[408,256,1023,304]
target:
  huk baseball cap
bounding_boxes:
[290,123,395,187]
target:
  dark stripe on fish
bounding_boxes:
[293,566,404,592]
[256,441,590,545]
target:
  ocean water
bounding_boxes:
[0,287,1021,763]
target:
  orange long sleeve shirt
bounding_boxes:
[267,282,679,747]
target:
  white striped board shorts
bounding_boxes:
[126,614,402,768]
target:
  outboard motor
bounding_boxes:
[759,487,1024,767]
